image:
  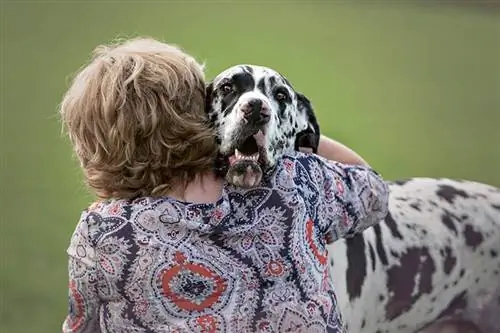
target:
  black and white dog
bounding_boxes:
[205,64,500,333]
[206,64,319,188]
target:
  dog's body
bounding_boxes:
[330,178,500,333]
[206,64,500,332]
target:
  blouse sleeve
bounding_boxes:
[62,211,101,333]
[291,153,389,243]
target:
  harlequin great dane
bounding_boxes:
[205,64,500,333]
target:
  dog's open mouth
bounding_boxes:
[224,130,266,188]
[227,130,265,167]
[228,137,259,166]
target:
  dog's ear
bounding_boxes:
[295,92,321,154]
[205,82,214,115]
[205,81,227,177]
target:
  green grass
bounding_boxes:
[1,1,499,332]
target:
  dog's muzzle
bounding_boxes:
[225,98,271,188]
[240,98,270,125]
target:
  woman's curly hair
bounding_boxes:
[60,37,218,199]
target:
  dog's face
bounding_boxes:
[206,64,320,187]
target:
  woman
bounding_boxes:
[60,37,389,333]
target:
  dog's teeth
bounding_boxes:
[235,149,242,159]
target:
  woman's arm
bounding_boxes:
[317,135,369,167]
[293,134,389,242]
[62,213,101,333]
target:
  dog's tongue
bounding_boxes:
[253,130,265,147]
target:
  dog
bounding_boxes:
[205,64,500,333]
[206,64,319,188]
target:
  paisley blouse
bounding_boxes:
[62,152,389,333]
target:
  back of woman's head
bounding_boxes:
[60,37,218,199]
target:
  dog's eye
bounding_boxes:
[221,83,233,94]
[275,91,288,101]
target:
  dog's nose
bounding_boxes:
[241,99,270,124]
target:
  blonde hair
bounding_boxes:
[60,37,218,199]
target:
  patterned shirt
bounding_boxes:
[62,152,389,333]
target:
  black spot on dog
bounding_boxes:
[361,319,366,328]
[463,224,484,250]
[232,72,256,94]
[368,243,376,271]
[441,213,458,235]
[379,294,385,301]
[410,202,421,211]
[206,82,214,110]
[373,224,388,266]
[459,268,465,278]
[384,247,436,320]
[435,290,468,320]
[427,319,481,333]
[442,246,457,275]
[392,179,410,186]
[242,65,254,74]
[346,235,367,301]
[492,204,500,211]
[257,78,267,95]
[405,223,415,231]
[268,76,276,88]
[436,185,469,205]
[491,249,498,258]
[212,71,257,118]
[384,212,403,240]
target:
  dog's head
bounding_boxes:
[206,64,320,187]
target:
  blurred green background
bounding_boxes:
[1,1,499,332]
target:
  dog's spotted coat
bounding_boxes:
[207,64,500,333]
[331,178,500,333]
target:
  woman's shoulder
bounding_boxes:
[278,151,329,166]
[272,151,329,177]
[87,196,165,213]
[261,151,328,191]
[78,197,161,231]
[85,198,137,216]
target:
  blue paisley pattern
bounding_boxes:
[62,152,389,333]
